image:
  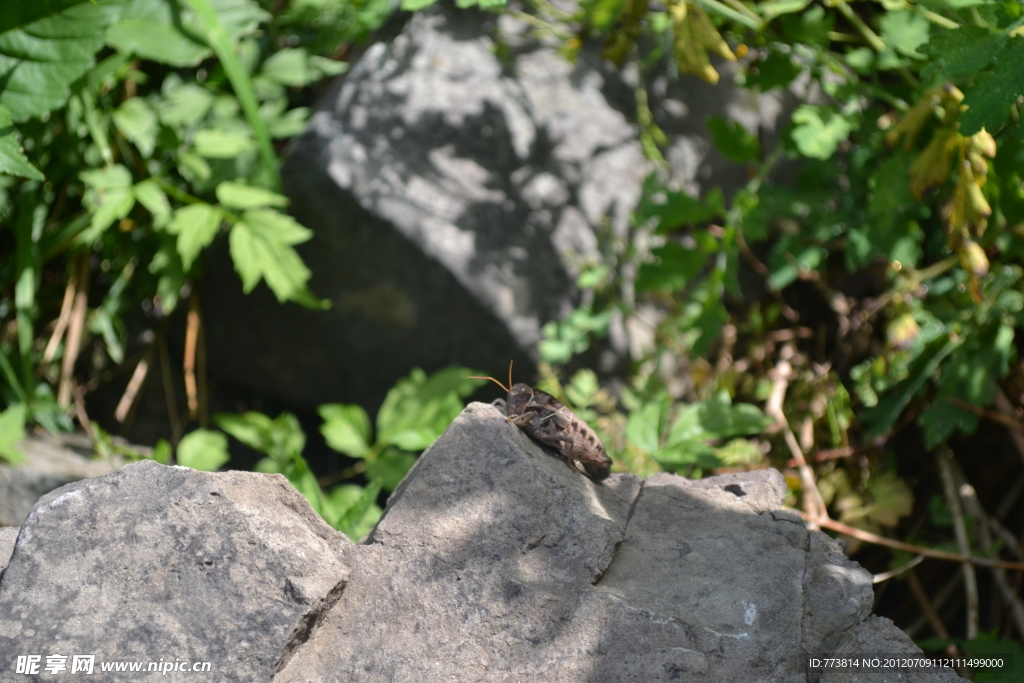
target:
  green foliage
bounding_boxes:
[320,366,486,492]
[625,391,771,473]
[0,403,27,464]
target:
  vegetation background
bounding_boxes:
[2,0,1024,673]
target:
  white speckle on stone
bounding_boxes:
[743,601,757,626]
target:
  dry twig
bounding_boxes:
[57,254,90,408]
[936,448,978,639]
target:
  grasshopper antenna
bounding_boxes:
[469,360,515,393]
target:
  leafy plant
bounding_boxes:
[319,366,486,491]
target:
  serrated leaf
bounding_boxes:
[106,0,267,67]
[918,399,978,449]
[861,334,959,437]
[0,403,27,464]
[177,429,230,471]
[229,208,317,303]
[167,203,222,269]
[133,179,172,225]
[319,403,372,458]
[0,0,123,122]
[746,51,802,91]
[366,448,417,491]
[637,242,709,292]
[216,180,288,209]
[259,47,312,86]
[112,97,158,156]
[376,367,483,450]
[879,10,930,59]
[0,104,43,180]
[921,25,1005,80]
[708,116,761,163]
[193,128,254,158]
[158,82,215,126]
[960,37,1024,136]
[625,394,670,454]
[865,470,913,527]
[80,164,136,242]
[335,480,382,540]
[790,105,854,160]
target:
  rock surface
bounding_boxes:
[201,3,794,410]
[0,433,126,527]
[0,462,351,682]
[0,404,961,682]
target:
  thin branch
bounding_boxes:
[115,344,155,425]
[158,329,181,448]
[767,346,827,521]
[949,396,1024,433]
[58,253,91,408]
[994,390,1024,467]
[794,511,1024,571]
[39,275,76,373]
[936,448,979,638]
[873,554,923,583]
[184,291,201,419]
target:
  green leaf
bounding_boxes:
[707,117,760,163]
[696,391,773,439]
[376,366,483,451]
[177,429,230,471]
[636,241,709,293]
[0,104,44,180]
[106,0,267,67]
[747,51,802,91]
[790,105,854,160]
[861,334,960,437]
[865,470,913,527]
[401,0,439,9]
[920,25,1006,80]
[229,208,320,304]
[879,10,930,59]
[259,47,312,86]
[150,240,185,313]
[193,128,254,158]
[918,400,978,449]
[80,164,136,242]
[335,479,382,540]
[0,0,123,122]
[366,448,417,491]
[216,410,305,463]
[625,394,670,454]
[152,439,171,465]
[167,203,223,269]
[318,403,372,458]
[216,181,289,209]
[0,403,27,464]
[133,179,172,226]
[960,38,1024,136]
[158,82,215,126]
[112,97,158,156]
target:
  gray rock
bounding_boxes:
[273,403,962,682]
[0,405,960,682]
[0,526,17,575]
[0,433,126,526]
[201,4,791,410]
[0,461,351,682]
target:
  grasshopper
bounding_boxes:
[471,362,612,481]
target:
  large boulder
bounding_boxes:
[201,3,792,411]
[0,432,126,527]
[0,404,960,682]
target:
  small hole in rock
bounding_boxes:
[724,484,746,497]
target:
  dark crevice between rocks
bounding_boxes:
[590,479,645,587]
[273,577,349,676]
